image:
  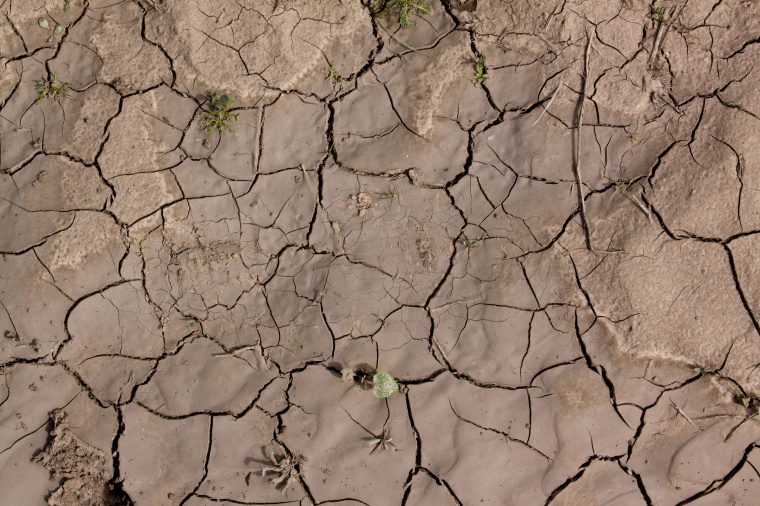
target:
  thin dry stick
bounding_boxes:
[377,22,432,57]
[532,81,563,127]
[542,3,561,33]
[573,31,593,250]
[616,185,652,222]
[648,2,686,68]
[670,399,700,432]
[647,17,666,67]
[213,344,270,370]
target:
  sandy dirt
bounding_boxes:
[2,0,760,504]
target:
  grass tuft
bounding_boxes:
[36,73,71,103]
[375,0,431,29]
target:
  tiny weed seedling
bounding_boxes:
[342,367,399,398]
[372,372,399,398]
[200,92,239,134]
[39,17,66,44]
[474,57,489,84]
[461,234,485,249]
[375,0,431,29]
[36,74,71,103]
[378,188,396,201]
[64,0,71,10]
[368,428,397,454]
[693,366,717,377]
[651,6,667,24]
[325,61,345,89]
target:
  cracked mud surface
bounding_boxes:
[2,0,760,504]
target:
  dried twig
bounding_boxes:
[377,22,431,56]
[532,81,563,127]
[670,398,700,432]
[542,3,561,33]
[573,30,594,250]
[648,2,686,68]
[615,183,652,222]
[213,344,270,370]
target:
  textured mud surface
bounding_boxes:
[2,0,760,504]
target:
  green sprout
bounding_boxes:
[379,190,396,201]
[461,234,484,248]
[474,57,489,84]
[64,0,71,10]
[693,366,717,377]
[375,0,431,29]
[325,61,345,88]
[372,373,399,398]
[343,367,399,398]
[651,6,667,24]
[200,92,239,134]
[36,73,71,103]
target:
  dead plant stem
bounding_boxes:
[574,30,593,250]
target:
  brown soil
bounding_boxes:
[2,0,760,505]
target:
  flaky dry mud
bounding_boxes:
[2,0,760,504]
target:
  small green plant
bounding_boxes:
[474,57,488,84]
[461,234,484,248]
[64,0,71,10]
[378,189,396,201]
[372,372,399,398]
[375,0,431,29]
[325,61,344,88]
[200,92,239,134]
[693,366,717,377]
[651,6,667,23]
[36,73,71,103]
[342,367,399,398]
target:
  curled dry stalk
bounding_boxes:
[648,2,685,69]
[573,29,594,250]
[260,446,307,492]
[368,428,397,454]
[342,407,398,455]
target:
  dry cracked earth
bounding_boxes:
[2,0,760,504]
